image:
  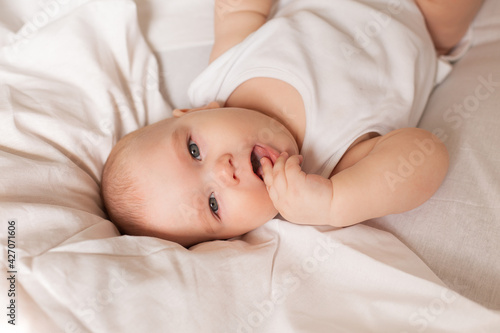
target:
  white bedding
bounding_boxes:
[0,0,499,332]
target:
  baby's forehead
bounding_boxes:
[130,117,177,148]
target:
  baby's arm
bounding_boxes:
[416,0,484,55]
[261,128,449,227]
[210,0,273,63]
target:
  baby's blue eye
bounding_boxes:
[209,193,219,215]
[188,140,201,160]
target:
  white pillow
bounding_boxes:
[0,0,169,253]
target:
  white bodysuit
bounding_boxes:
[189,0,465,177]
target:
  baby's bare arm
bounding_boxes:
[327,128,448,226]
[262,128,449,227]
[210,0,273,63]
[416,0,484,55]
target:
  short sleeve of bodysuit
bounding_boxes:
[189,0,461,177]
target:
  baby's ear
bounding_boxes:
[205,101,221,109]
[172,102,221,118]
[172,108,189,118]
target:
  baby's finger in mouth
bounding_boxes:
[275,152,289,167]
[260,157,273,186]
[288,154,303,165]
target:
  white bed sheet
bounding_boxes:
[0,0,499,332]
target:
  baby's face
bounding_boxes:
[128,105,299,246]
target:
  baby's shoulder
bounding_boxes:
[226,77,307,146]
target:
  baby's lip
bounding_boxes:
[250,144,281,180]
[254,144,280,165]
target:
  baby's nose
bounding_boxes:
[213,154,239,187]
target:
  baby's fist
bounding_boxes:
[261,152,334,225]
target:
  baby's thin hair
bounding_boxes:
[101,134,147,236]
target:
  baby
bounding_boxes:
[101,0,483,247]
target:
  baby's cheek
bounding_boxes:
[251,189,277,218]
[231,186,277,230]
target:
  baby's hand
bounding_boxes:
[261,152,335,225]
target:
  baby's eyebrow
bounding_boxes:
[194,191,221,235]
[185,193,219,235]
[200,212,218,234]
[171,127,185,163]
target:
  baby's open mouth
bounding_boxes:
[250,145,280,181]
[251,150,264,180]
